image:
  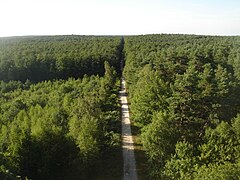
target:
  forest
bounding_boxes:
[0,34,240,179]
[0,36,123,179]
[123,34,240,179]
[0,36,122,82]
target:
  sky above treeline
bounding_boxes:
[0,0,240,37]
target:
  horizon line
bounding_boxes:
[1,33,240,38]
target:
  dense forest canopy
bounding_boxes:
[123,34,240,179]
[0,35,123,179]
[0,35,123,82]
[0,34,240,179]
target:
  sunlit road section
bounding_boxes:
[120,77,138,180]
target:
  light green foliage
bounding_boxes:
[69,115,100,159]
[141,112,177,178]
[233,114,240,140]
[199,121,238,164]
[193,163,240,180]
[164,141,196,179]
[131,65,169,127]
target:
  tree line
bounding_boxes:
[0,35,123,82]
[123,34,240,179]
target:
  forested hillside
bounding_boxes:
[123,34,240,179]
[0,36,123,179]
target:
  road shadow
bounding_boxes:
[119,91,128,96]
[130,124,149,179]
[121,102,128,106]
[122,142,148,180]
[90,147,123,180]
[121,107,129,112]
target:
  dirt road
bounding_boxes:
[120,77,138,180]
